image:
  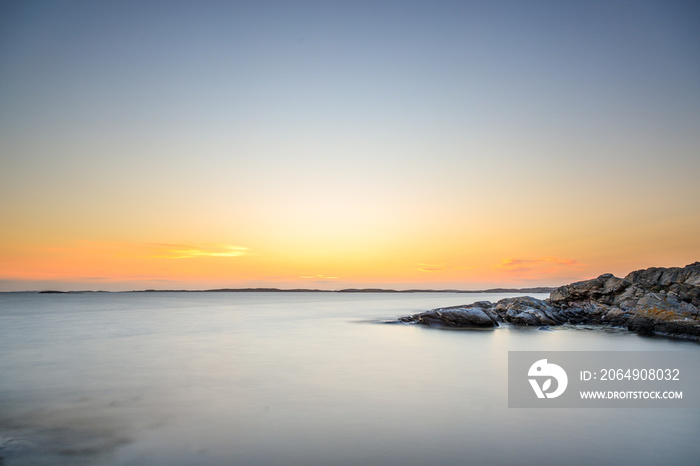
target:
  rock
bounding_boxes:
[549,274,631,307]
[612,283,647,309]
[667,283,700,308]
[653,320,700,339]
[625,262,700,287]
[627,316,656,336]
[397,262,700,340]
[400,304,498,328]
[636,293,700,319]
[494,296,560,326]
[600,307,630,326]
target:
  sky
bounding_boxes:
[1,0,699,291]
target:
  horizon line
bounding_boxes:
[5,286,559,294]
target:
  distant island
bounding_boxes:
[398,262,700,341]
[38,287,556,294]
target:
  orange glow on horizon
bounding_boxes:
[0,237,646,291]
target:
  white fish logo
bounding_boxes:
[528,359,568,399]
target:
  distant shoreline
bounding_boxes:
[29,287,557,294]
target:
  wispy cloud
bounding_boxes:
[499,257,583,269]
[417,263,445,272]
[299,274,338,280]
[416,263,475,273]
[148,243,249,259]
[72,241,250,259]
[496,257,585,276]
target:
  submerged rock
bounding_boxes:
[398,262,700,340]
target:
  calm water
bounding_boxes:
[1,292,698,465]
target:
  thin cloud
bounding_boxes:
[416,263,475,273]
[496,257,586,279]
[417,263,445,272]
[500,257,582,268]
[73,241,250,259]
[299,275,338,280]
[148,243,249,259]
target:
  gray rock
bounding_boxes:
[550,274,631,307]
[625,262,700,287]
[397,262,700,340]
[627,316,656,336]
[494,296,559,326]
[400,304,498,328]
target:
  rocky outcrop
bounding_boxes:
[625,263,700,288]
[399,302,499,327]
[399,296,573,328]
[398,262,700,340]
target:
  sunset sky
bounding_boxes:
[1,1,699,291]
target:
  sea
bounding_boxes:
[0,291,698,465]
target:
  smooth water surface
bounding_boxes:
[1,292,698,465]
